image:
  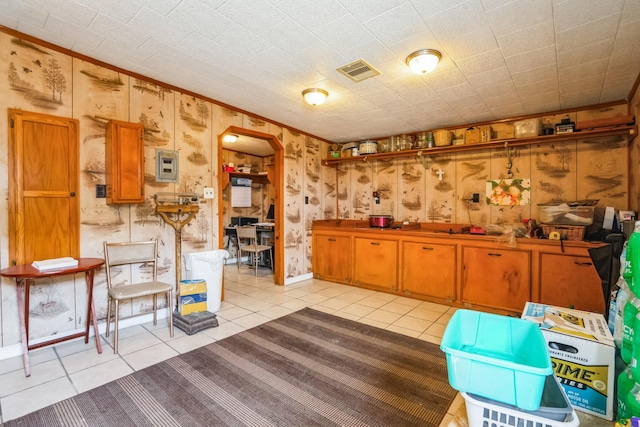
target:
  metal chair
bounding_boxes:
[103,239,174,353]
[235,225,273,276]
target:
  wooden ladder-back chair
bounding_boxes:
[103,239,174,353]
[235,226,273,276]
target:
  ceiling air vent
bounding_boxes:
[336,59,380,82]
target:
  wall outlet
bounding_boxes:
[203,187,214,199]
[96,184,106,198]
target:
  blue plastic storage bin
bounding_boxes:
[440,309,552,410]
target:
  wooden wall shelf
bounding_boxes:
[322,125,636,167]
[221,171,270,189]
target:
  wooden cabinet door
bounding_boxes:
[8,110,79,265]
[401,240,456,301]
[354,237,398,290]
[539,253,605,313]
[312,233,351,283]
[105,120,145,204]
[462,246,530,313]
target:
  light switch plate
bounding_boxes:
[203,187,214,199]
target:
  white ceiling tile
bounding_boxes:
[481,90,521,108]
[466,66,513,88]
[436,81,477,102]
[214,25,273,58]
[481,0,520,12]
[175,33,232,64]
[261,18,319,55]
[560,89,601,108]
[497,21,555,57]
[0,1,48,29]
[511,63,557,86]
[314,14,375,52]
[426,68,469,91]
[294,41,349,74]
[410,0,467,19]
[338,0,406,22]
[94,37,152,69]
[620,0,640,25]
[489,102,527,118]
[167,1,234,40]
[517,78,559,96]
[557,39,614,69]
[443,27,500,61]
[486,0,553,37]
[558,59,608,84]
[343,39,397,68]
[560,75,605,95]
[363,3,428,46]
[89,13,151,47]
[504,45,556,74]
[556,15,620,52]
[130,0,183,16]
[24,0,97,28]
[277,0,348,32]
[455,49,506,76]
[128,8,190,46]
[553,0,624,33]
[428,4,493,45]
[218,0,288,35]
[39,14,105,49]
[74,0,141,22]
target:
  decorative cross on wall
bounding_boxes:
[436,168,445,182]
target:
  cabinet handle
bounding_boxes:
[328,238,336,242]
[370,242,380,246]
[70,192,76,197]
[574,261,592,266]
[422,247,434,250]
[487,253,502,257]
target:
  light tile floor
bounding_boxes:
[0,266,612,426]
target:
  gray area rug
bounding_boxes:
[6,308,457,426]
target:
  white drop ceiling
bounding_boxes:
[2,0,640,143]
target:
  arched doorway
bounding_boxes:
[217,126,284,286]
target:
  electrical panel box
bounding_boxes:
[155,149,179,183]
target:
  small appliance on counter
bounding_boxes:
[369,214,393,228]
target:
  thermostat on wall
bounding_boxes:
[155,149,179,183]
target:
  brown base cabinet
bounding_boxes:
[312,232,351,284]
[312,221,609,316]
[539,253,605,313]
[461,246,531,313]
[400,240,456,301]
[353,237,398,290]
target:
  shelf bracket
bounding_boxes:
[363,157,377,173]
[416,151,432,169]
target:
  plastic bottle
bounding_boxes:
[613,277,631,340]
[623,242,634,284]
[626,383,640,421]
[618,367,636,423]
[629,221,640,295]
[633,312,640,383]
[623,296,640,363]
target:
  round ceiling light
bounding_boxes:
[223,134,238,143]
[406,49,441,74]
[302,88,329,106]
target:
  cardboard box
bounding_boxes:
[521,302,615,421]
[179,279,207,296]
[465,127,480,144]
[179,279,207,316]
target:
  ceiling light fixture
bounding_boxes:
[223,134,238,143]
[406,49,441,75]
[302,88,328,106]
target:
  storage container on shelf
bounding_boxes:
[440,309,552,410]
[537,203,595,226]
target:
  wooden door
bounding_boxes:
[8,110,79,265]
[401,240,456,301]
[461,246,531,313]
